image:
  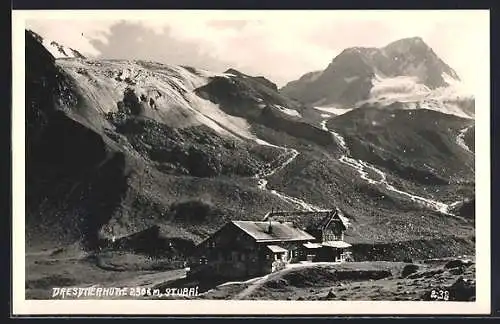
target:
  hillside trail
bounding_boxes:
[253,139,324,212]
[320,119,468,221]
[233,274,273,300]
[234,262,332,300]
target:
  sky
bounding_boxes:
[25,10,489,89]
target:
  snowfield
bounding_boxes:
[370,74,431,98]
[57,59,259,141]
[356,73,475,119]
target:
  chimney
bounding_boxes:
[267,218,273,233]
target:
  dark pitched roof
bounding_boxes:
[232,221,315,242]
[262,208,349,231]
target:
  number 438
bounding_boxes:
[430,290,450,301]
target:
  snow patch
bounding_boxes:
[319,119,328,131]
[442,72,460,86]
[344,76,360,83]
[314,106,353,116]
[363,73,475,119]
[456,125,473,153]
[274,105,302,117]
[42,39,81,59]
[370,74,431,98]
[430,81,474,102]
[254,139,280,148]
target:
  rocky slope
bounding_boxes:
[197,259,475,301]
[25,30,475,261]
[327,107,475,186]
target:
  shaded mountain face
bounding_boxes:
[25,29,129,249]
[224,68,279,92]
[281,37,467,109]
[327,107,475,186]
[381,37,459,86]
[25,30,474,259]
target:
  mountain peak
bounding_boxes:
[281,36,465,109]
[26,29,86,60]
[389,36,424,44]
[223,68,279,91]
[383,36,431,53]
[341,46,377,54]
[224,68,243,75]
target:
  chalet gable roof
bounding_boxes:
[322,241,352,248]
[262,208,349,231]
[231,220,315,243]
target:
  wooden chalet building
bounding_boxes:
[187,208,352,280]
[264,208,352,263]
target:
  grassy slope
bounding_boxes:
[25,247,187,299]
[27,249,475,301]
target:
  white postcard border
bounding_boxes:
[12,9,491,315]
